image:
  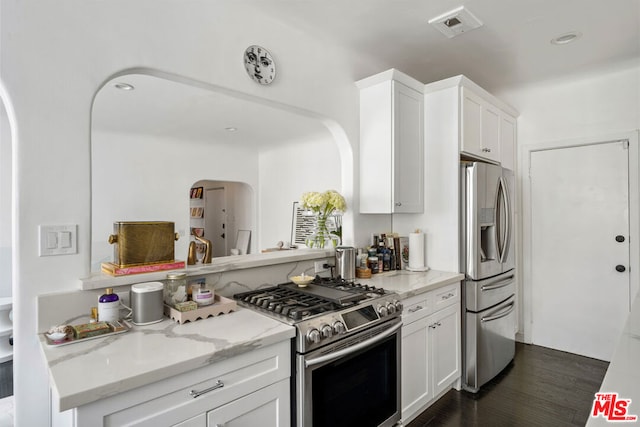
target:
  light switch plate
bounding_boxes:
[39,224,78,256]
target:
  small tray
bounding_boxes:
[43,321,131,347]
[165,295,237,324]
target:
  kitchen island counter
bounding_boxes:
[39,307,295,412]
[359,269,464,299]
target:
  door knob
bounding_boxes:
[615,235,625,242]
[616,265,626,272]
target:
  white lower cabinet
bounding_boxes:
[171,380,288,427]
[206,379,288,427]
[401,283,461,425]
[70,341,290,427]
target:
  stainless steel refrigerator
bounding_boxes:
[460,161,516,392]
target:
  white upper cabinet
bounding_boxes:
[358,69,424,214]
[426,75,518,168]
[500,113,517,171]
[461,87,500,163]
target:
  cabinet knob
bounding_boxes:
[615,235,626,242]
[395,202,402,207]
[616,265,626,273]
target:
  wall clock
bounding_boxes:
[243,45,276,85]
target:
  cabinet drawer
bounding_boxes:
[76,341,290,427]
[402,294,431,324]
[432,283,460,311]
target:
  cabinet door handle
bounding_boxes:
[408,305,424,313]
[482,148,491,152]
[441,293,455,300]
[190,380,224,398]
[395,202,402,207]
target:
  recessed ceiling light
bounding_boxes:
[551,31,582,45]
[114,82,135,91]
[225,127,238,132]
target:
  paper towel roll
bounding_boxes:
[408,232,428,271]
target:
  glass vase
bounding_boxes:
[306,215,341,249]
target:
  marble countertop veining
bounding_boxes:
[358,269,464,299]
[40,268,462,412]
[39,308,295,412]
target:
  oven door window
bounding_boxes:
[311,334,398,427]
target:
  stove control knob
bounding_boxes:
[306,328,321,344]
[377,304,388,317]
[320,324,333,338]
[394,300,403,312]
[386,302,396,315]
[333,321,346,335]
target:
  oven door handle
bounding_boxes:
[304,321,402,368]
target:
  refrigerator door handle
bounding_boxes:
[497,176,511,264]
[480,275,514,291]
[481,301,515,322]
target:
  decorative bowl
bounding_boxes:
[290,275,314,287]
[46,332,68,343]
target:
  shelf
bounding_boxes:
[0,297,12,311]
[79,248,335,290]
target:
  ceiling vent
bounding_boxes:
[428,6,483,38]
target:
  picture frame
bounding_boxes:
[291,201,341,247]
[236,229,251,255]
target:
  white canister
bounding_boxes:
[193,284,215,306]
[130,282,165,325]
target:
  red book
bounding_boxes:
[101,260,186,276]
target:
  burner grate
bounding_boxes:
[234,277,389,322]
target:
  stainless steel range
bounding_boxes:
[235,276,403,427]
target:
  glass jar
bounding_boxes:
[164,272,187,306]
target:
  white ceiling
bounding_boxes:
[93,1,640,147]
[256,0,640,92]
[92,74,330,147]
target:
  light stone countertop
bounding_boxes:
[40,267,461,412]
[586,291,640,426]
[39,308,295,412]
[358,269,464,299]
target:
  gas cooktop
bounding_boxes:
[234,276,403,353]
[234,276,389,323]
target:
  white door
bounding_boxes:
[530,140,630,361]
[205,187,226,257]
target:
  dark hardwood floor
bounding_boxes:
[407,342,608,427]
[0,360,13,399]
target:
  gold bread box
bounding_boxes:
[108,221,179,268]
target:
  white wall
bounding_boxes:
[91,130,261,270]
[498,61,640,340]
[259,134,342,249]
[0,101,11,298]
[0,2,388,425]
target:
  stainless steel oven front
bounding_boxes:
[295,317,402,427]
